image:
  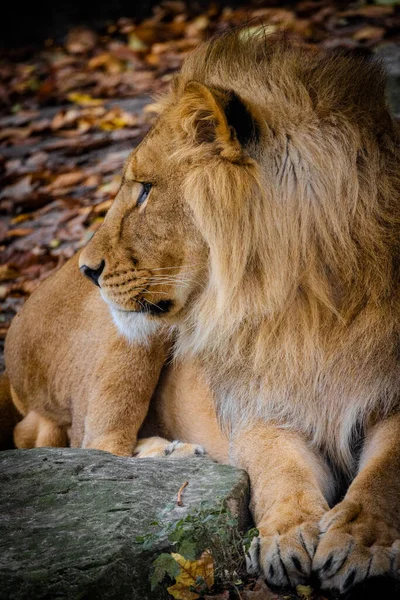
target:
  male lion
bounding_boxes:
[3,31,400,593]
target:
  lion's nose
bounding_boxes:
[80,260,105,287]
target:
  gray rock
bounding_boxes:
[0,448,250,600]
[376,44,400,117]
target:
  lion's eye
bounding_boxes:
[137,182,152,206]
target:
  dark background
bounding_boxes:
[1,0,247,47]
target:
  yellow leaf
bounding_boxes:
[167,551,214,600]
[68,93,103,106]
[98,107,137,130]
[0,264,19,282]
[128,32,147,51]
[296,584,313,599]
[11,214,31,224]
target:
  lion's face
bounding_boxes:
[79,113,209,328]
[79,73,261,335]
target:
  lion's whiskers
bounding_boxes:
[144,263,202,272]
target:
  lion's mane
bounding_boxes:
[170,32,400,472]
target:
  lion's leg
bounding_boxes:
[82,368,161,456]
[79,334,169,457]
[314,413,400,593]
[14,410,67,449]
[231,423,334,587]
[82,389,150,456]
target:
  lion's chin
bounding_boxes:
[109,307,162,345]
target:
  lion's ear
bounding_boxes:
[178,81,259,162]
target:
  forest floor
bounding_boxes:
[1,2,400,597]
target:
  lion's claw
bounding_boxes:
[313,499,399,592]
[249,520,321,587]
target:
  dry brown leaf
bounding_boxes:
[341,6,394,18]
[0,265,20,282]
[6,228,34,239]
[242,577,278,599]
[51,108,81,130]
[167,551,214,600]
[88,53,124,74]
[26,151,49,169]
[352,26,385,41]
[84,174,102,188]
[66,27,98,54]
[0,127,33,140]
[0,286,10,302]
[0,176,33,201]
[93,199,113,214]
[204,591,229,600]
[48,171,86,190]
[128,32,148,51]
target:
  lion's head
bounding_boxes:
[79,31,399,355]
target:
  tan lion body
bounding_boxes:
[5,254,170,455]
[3,31,400,593]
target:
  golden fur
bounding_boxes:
[4,254,171,456]
[3,31,400,592]
[173,36,400,473]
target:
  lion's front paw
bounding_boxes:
[313,499,400,593]
[164,439,207,457]
[134,436,207,458]
[249,517,321,587]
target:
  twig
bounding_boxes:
[177,481,189,506]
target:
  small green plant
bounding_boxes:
[137,500,258,597]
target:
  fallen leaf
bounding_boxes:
[352,26,385,41]
[67,92,104,106]
[47,171,86,190]
[128,32,148,51]
[242,577,278,599]
[340,6,394,18]
[98,106,137,130]
[11,214,31,225]
[204,591,229,600]
[0,176,33,201]
[0,126,33,140]
[6,228,34,239]
[167,551,214,600]
[93,199,113,214]
[66,27,98,54]
[296,584,313,599]
[88,53,124,74]
[0,265,20,282]
[51,108,81,130]
[26,151,49,169]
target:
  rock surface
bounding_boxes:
[377,44,400,117]
[0,448,250,600]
